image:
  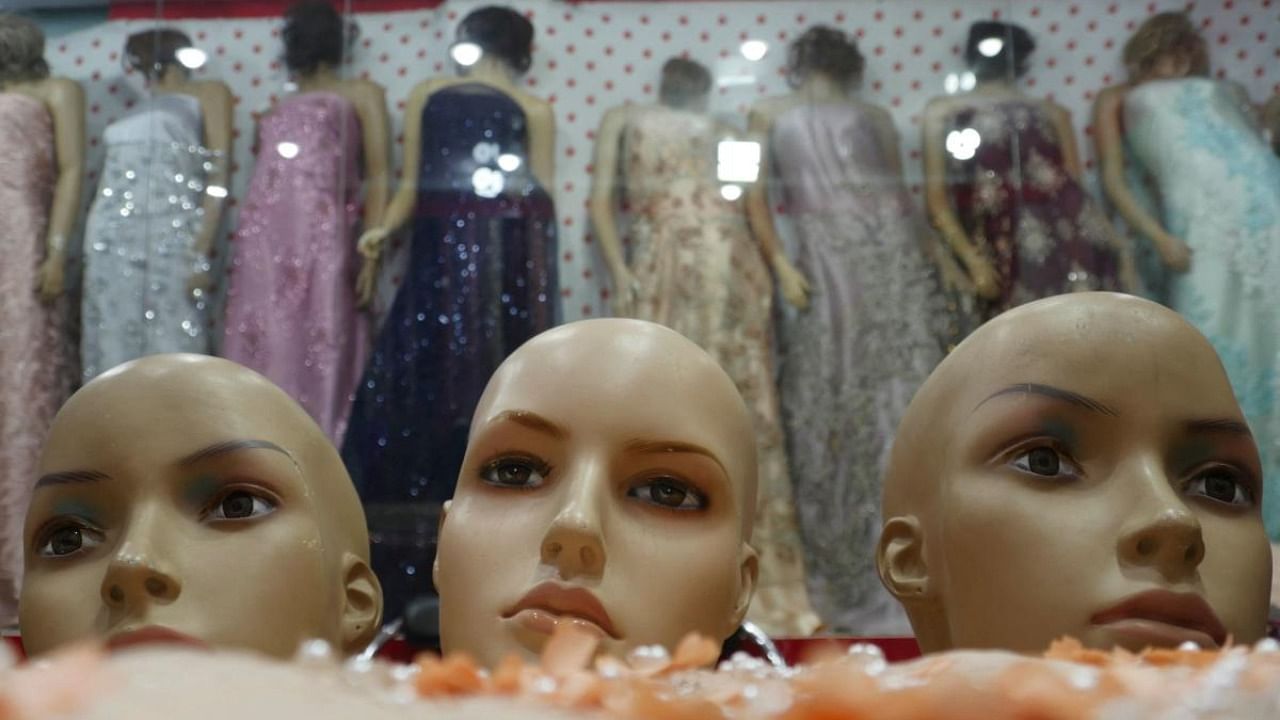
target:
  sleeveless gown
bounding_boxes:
[1124,78,1280,539]
[81,92,214,380]
[342,84,559,616]
[223,92,367,444]
[0,93,72,625]
[620,104,820,636]
[944,98,1124,319]
[770,103,949,634]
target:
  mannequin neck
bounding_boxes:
[461,55,518,89]
[972,75,1020,95]
[795,73,849,103]
[151,64,189,93]
[296,64,342,93]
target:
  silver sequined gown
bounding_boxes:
[81,92,213,380]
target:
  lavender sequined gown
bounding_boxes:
[342,85,558,615]
[81,93,213,379]
[0,93,72,625]
[223,92,367,444]
[771,104,947,634]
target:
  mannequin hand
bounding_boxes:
[38,254,65,302]
[358,227,391,262]
[355,256,381,310]
[964,255,1002,300]
[1157,234,1192,273]
[773,256,811,310]
[610,267,640,317]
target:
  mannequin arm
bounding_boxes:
[743,106,808,309]
[194,81,232,259]
[587,107,631,310]
[38,79,86,300]
[1092,87,1188,271]
[353,81,391,229]
[1048,103,1084,180]
[868,104,905,180]
[370,81,432,241]
[525,100,556,192]
[922,101,998,298]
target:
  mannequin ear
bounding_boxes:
[432,499,452,589]
[876,516,933,603]
[339,552,383,654]
[730,542,759,631]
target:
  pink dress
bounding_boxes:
[222,92,367,444]
[0,93,71,624]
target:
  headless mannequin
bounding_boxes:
[140,62,234,294]
[435,319,758,667]
[745,72,972,305]
[877,293,1271,654]
[921,78,1097,299]
[19,354,382,658]
[289,63,390,245]
[590,74,806,316]
[1,74,83,300]
[355,53,554,304]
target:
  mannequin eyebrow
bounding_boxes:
[623,439,729,477]
[1186,418,1253,436]
[177,439,295,465]
[33,469,112,490]
[487,410,568,439]
[974,383,1119,416]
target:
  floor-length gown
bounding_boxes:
[223,92,367,444]
[81,92,213,380]
[944,98,1124,319]
[771,103,949,634]
[620,104,821,636]
[0,93,72,625]
[1125,77,1280,541]
[342,84,559,616]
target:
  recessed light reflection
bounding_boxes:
[740,40,768,62]
[176,47,207,70]
[497,153,521,172]
[206,185,228,198]
[716,140,761,183]
[945,128,981,161]
[277,142,300,159]
[977,37,1004,58]
[720,184,743,201]
[472,167,504,198]
[943,71,977,94]
[451,42,483,67]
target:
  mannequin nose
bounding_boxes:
[100,510,182,609]
[540,468,607,579]
[1117,463,1205,581]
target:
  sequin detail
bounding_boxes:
[342,84,559,617]
[81,93,216,380]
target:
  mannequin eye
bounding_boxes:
[1008,443,1081,481]
[203,489,278,522]
[480,456,551,489]
[1184,467,1255,508]
[627,477,707,511]
[36,522,105,558]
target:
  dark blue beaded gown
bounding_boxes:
[341,84,559,617]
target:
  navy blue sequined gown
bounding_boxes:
[342,84,559,615]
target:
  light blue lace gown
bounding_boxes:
[1125,77,1280,538]
[81,92,214,380]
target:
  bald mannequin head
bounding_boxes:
[435,319,759,667]
[20,354,382,658]
[878,293,1271,654]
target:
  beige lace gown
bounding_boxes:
[617,105,820,636]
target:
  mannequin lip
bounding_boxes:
[1090,590,1227,648]
[106,626,210,653]
[504,582,620,639]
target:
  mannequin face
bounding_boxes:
[1143,52,1192,81]
[435,319,758,668]
[880,293,1271,654]
[20,355,381,658]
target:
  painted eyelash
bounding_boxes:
[478,454,555,485]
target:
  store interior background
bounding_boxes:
[13,0,1280,324]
